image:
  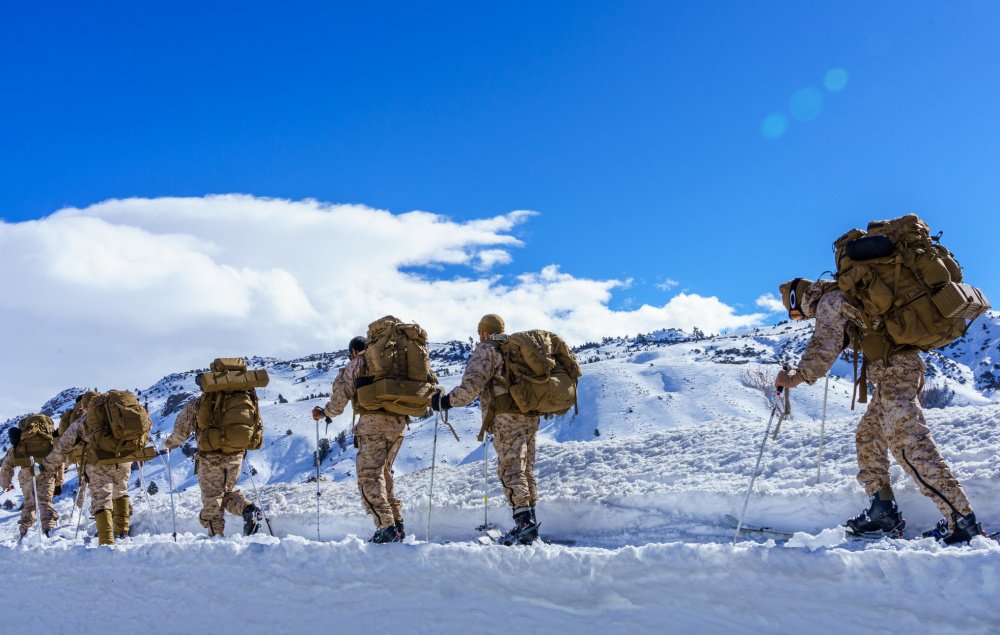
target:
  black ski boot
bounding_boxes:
[242,504,263,536]
[922,512,983,545]
[370,525,401,544]
[844,493,905,537]
[501,509,539,546]
[394,521,405,541]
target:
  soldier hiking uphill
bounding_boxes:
[46,390,158,545]
[775,215,991,544]
[1,414,63,539]
[432,314,582,546]
[313,328,422,544]
[163,357,268,537]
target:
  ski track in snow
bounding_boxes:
[2,322,1000,634]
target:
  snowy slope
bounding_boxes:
[2,319,1000,634]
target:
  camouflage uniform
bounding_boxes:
[165,399,252,536]
[447,341,540,512]
[1,449,62,536]
[795,285,973,520]
[46,416,131,526]
[323,356,407,530]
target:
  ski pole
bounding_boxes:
[476,435,493,532]
[816,375,830,484]
[733,392,786,545]
[314,416,323,541]
[244,460,274,537]
[158,449,178,542]
[483,436,489,530]
[426,409,440,542]
[137,460,159,534]
[28,457,44,544]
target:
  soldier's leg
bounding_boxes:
[220,453,252,519]
[36,472,59,533]
[86,464,115,545]
[492,415,532,511]
[110,463,131,538]
[196,455,227,536]
[355,434,396,528]
[525,418,539,509]
[855,392,891,496]
[383,432,405,525]
[880,365,973,519]
[17,470,36,537]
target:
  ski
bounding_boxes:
[725,514,795,541]
[473,526,576,547]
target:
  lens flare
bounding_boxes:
[824,68,849,92]
[789,88,823,122]
[761,114,788,139]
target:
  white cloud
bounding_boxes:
[0,196,765,418]
[756,293,787,314]
[657,279,679,291]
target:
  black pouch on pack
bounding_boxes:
[355,376,375,389]
[846,235,895,261]
[8,428,21,446]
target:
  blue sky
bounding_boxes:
[2,1,999,312]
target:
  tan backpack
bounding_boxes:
[11,414,55,468]
[355,316,439,416]
[496,330,582,416]
[86,390,157,464]
[834,214,990,353]
[196,358,267,453]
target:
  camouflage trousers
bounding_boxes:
[196,451,251,536]
[856,352,973,518]
[355,413,407,529]
[492,413,540,511]
[85,462,130,515]
[18,468,58,535]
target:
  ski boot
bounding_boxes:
[501,509,539,546]
[844,493,905,537]
[370,524,402,544]
[242,504,263,536]
[394,521,405,541]
[922,512,983,545]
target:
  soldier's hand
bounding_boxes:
[775,369,804,389]
[431,391,451,412]
[312,406,325,421]
[3,484,13,492]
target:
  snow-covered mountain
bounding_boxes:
[2,315,999,634]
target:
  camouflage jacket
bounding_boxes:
[796,287,865,384]
[0,450,14,489]
[164,399,199,450]
[322,356,365,420]
[43,416,86,474]
[447,341,508,412]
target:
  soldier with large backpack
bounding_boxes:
[312,319,437,544]
[45,389,157,545]
[775,215,990,544]
[163,358,267,537]
[432,314,581,545]
[1,413,64,539]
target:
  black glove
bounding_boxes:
[431,392,451,412]
[54,484,62,496]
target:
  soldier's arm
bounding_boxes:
[447,344,497,408]
[323,359,358,419]
[796,295,850,384]
[43,417,86,472]
[0,451,13,490]
[164,401,198,450]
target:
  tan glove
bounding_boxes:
[775,369,805,389]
